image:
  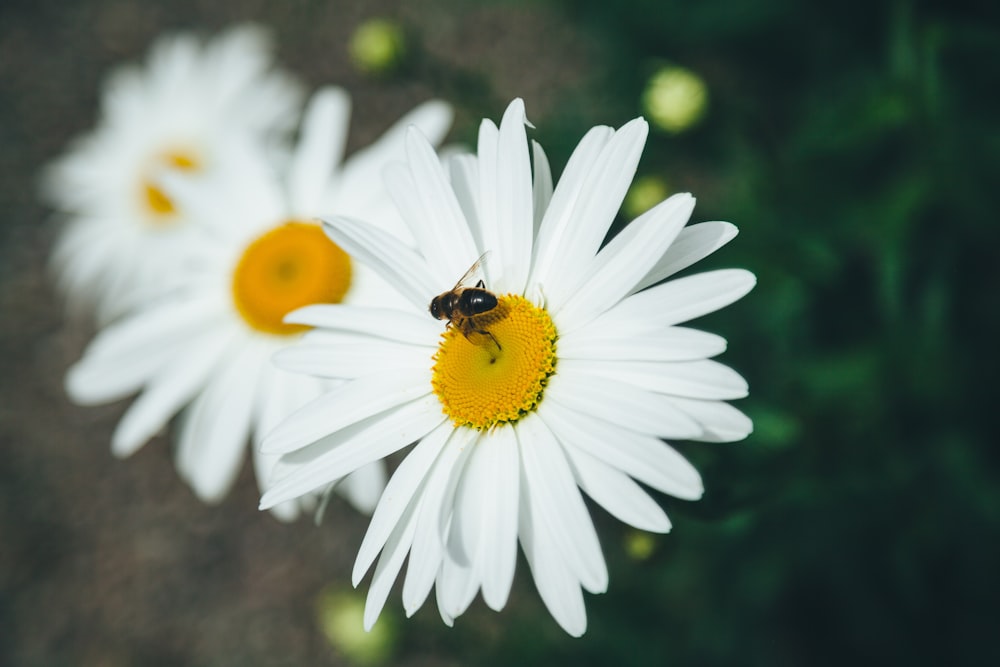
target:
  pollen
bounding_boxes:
[231,221,352,336]
[431,294,557,430]
[141,147,202,222]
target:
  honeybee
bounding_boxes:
[429,253,502,350]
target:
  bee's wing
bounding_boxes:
[453,251,490,289]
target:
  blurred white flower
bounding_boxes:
[43,24,303,322]
[65,88,454,520]
[260,99,754,631]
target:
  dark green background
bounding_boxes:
[2,0,998,665]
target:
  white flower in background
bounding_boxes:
[260,99,755,633]
[65,89,454,520]
[43,24,303,323]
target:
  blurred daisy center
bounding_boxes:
[431,294,557,430]
[231,221,352,336]
[142,148,202,221]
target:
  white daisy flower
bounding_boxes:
[43,24,303,323]
[259,99,756,633]
[65,88,454,520]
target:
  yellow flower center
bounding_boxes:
[141,148,202,222]
[431,294,558,430]
[231,221,352,336]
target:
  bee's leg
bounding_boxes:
[460,320,502,352]
[474,324,502,352]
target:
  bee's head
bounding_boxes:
[429,295,443,320]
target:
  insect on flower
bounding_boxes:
[428,252,502,350]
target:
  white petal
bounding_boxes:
[547,370,702,440]
[561,358,749,400]
[448,154,483,252]
[632,221,740,293]
[531,140,553,236]
[260,367,433,454]
[515,420,589,636]
[275,338,432,379]
[399,126,479,284]
[364,490,421,631]
[667,397,753,442]
[539,400,704,500]
[477,428,520,611]
[561,445,672,533]
[175,336,262,502]
[284,304,439,346]
[65,294,223,404]
[353,424,451,586]
[287,87,350,213]
[402,426,474,616]
[558,326,727,362]
[337,460,388,515]
[334,99,454,214]
[555,193,694,333]
[530,125,614,292]
[586,268,756,335]
[535,119,649,309]
[437,540,480,621]
[111,328,234,458]
[260,394,444,508]
[492,98,534,294]
[321,215,440,312]
[517,414,607,594]
[473,119,500,285]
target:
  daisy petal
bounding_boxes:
[516,429,588,636]
[518,414,608,594]
[353,424,450,586]
[561,358,749,400]
[530,125,614,291]
[562,445,672,533]
[493,98,534,294]
[667,397,754,442]
[531,140,553,235]
[66,293,224,404]
[477,428,520,611]
[541,401,704,500]
[558,326,727,362]
[175,335,261,502]
[399,126,479,283]
[261,394,444,508]
[364,495,420,631]
[111,328,234,458]
[632,221,740,293]
[588,268,756,334]
[548,370,702,440]
[448,154,483,251]
[337,461,388,515]
[285,304,439,345]
[275,339,432,379]
[287,87,350,212]
[321,215,440,311]
[260,367,433,454]
[555,193,694,332]
[538,118,649,309]
[333,99,454,214]
[402,427,474,616]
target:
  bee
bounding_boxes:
[429,252,502,350]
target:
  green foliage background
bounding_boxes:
[1,0,998,665]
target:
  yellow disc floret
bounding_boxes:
[232,221,352,336]
[431,294,557,430]
[141,147,202,222]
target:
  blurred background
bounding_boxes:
[2,0,999,665]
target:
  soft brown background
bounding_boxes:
[0,1,598,664]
